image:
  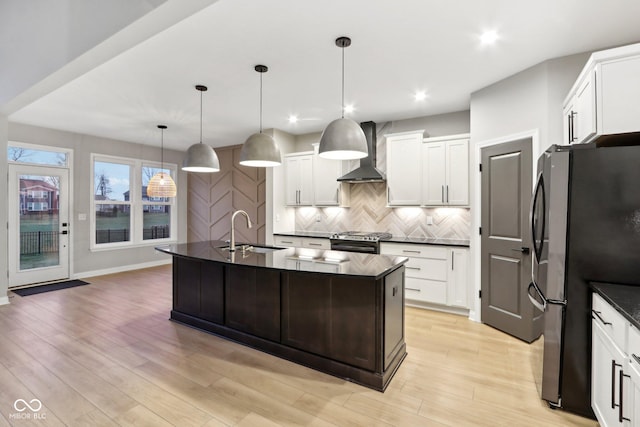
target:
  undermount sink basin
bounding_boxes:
[216,244,284,253]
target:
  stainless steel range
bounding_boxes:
[329,231,392,254]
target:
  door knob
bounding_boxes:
[511,247,530,254]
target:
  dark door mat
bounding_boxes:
[12,280,90,296]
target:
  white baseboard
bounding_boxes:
[405,300,470,317]
[0,296,9,306]
[73,259,171,280]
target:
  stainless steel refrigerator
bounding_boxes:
[528,141,640,418]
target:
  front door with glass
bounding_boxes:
[8,165,70,287]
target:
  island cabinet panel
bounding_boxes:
[384,268,405,370]
[282,272,376,371]
[173,257,224,323]
[281,273,330,355]
[225,265,280,342]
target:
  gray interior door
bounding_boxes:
[481,138,542,343]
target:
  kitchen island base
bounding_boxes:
[161,244,408,392]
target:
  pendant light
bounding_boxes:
[318,36,368,160]
[240,65,281,167]
[147,124,177,198]
[182,85,220,172]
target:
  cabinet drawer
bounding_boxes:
[274,236,302,247]
[593,293,627,350]
[629,324,640,371]
[380,243,448,260]
[302,238,330,250]
[404,257,447,281]
[405,277,447,305]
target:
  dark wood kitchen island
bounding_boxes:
[156,240,408,391]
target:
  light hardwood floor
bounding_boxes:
[0,265,597,426]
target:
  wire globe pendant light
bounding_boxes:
[147,125,177,198]
[240,65,282,167]
[318,36,368,160]
[182,85,220,172]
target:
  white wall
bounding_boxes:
[8,122,188,277]
[0,115,8,305]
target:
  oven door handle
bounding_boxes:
[330,244,377,253]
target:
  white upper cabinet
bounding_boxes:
[563,42,640,145]
[422,135,469,206]
[312,143,350,207]
[285,153,313,206]
[386,131,424,206]
[284,146,350,207]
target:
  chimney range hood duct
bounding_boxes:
[337,121,386,183]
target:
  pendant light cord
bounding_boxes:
[259,71,263,133]
[199,90,203,144]
[160,128,164,170]
[341,44,345,119]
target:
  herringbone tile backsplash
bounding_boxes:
[295,182,470,239]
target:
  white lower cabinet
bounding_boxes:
[380,242,469,309]
[274,235,330,250]
[592,293,640,426]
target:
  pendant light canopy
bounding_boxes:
[148,124,177,198]
[182,85,220,172]
[318,36,368,160]
[240,65,282,167]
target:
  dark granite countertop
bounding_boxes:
[274,231,334,238]
[386,236,470,247]
[591,282,640,330]
[274,231,470,247]
[156,240,407,279]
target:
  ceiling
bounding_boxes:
[9,0,640,151]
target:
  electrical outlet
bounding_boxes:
[78,213,87,221]
[426,216,433,225]
[315,214,322,223]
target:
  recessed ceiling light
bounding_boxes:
[288,115,298,123]
[480,30,499,45]
[414,91,427,101]
[343,104,354,114]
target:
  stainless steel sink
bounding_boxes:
[216,244,283,253]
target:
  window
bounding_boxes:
[91,155,176,249]
[8,144,69,167]
[141,165,172,241]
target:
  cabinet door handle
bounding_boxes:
[446,185,449,203]
[281,240,294,244]
[392,286,398,297]
[452,252,454,270]
[441,185,444,203]
[620,370,631,423]
[570,111,578,142]
[593,310,612,326]
[402,249,421,254]
[406,266,421,271]
[335,188,339,203]
[612,360,622,409]
[406,287,421,292]
[633,354,640,365]
[308,243,322,247]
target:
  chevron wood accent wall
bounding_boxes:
[187,145,266,245]
[295,182,470,239]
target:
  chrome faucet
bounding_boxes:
[230,210,253,251]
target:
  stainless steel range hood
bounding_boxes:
[337,121,386,183]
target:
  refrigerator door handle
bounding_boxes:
[528,280,567,313]
[528,281,547,312]
[529,171,546,265]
